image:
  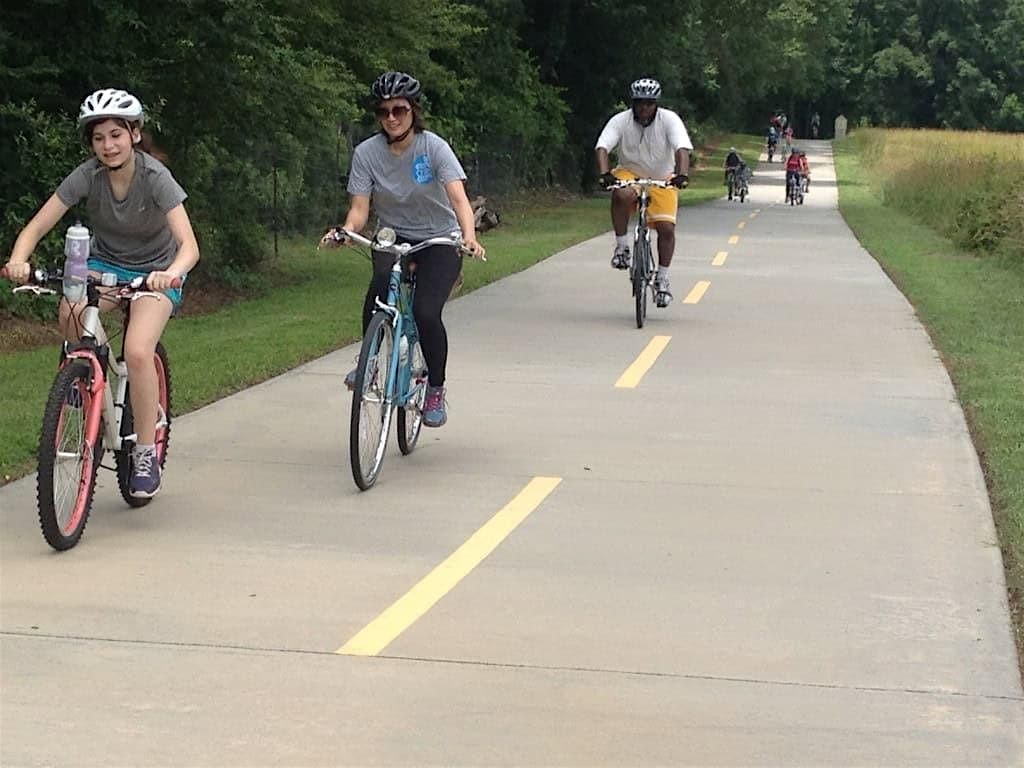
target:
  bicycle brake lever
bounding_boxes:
[13,285,57,296]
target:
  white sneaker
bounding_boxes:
[655,278,673,308]
[611,247,631,270]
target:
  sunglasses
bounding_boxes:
[375,105,411,120]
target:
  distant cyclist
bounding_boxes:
[723,146,743,185]
[785,148,803,201]
[799,150,811,190]
[320,71,484,428]
[594,77,692,308]
[3,88,200,499]
[766,125,779,158]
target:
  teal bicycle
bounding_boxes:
[336,227,469,490]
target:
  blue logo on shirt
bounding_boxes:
[412,154,434,184]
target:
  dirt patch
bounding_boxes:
[1,281,247,354]
[174,280,247,317]
[0,313,64,353]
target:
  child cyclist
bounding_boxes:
[2,88,199,498]
[785,148,803,202]
[320,71,485,428]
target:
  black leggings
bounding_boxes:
[363,244,462,387]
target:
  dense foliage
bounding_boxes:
[1,0,1022,295]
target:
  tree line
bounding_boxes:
[2,0,1021,285]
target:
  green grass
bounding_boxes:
[0,132,760,482]
[834,134,1024,660]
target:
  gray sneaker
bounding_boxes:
[655,277,673,308]
[129,446,161,498]
[422,386,447,428]
[611,247,631,270]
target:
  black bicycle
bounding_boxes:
[606,178,673,328]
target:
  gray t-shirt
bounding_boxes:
[56,151,187,271]
[348,131,465,240]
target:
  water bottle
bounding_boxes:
[63,222,90,302]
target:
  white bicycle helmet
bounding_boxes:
[78,88,145,133]
[629,78,662,100]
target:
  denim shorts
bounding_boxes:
[87,258,185,308]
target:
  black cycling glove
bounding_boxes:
[599,171,618,190]
[670,173,689,189]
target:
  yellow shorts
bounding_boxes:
[613,168,678,225]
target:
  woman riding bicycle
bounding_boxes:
[320,71,485,428]
[3,88,200,499]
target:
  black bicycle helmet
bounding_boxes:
[629,78,662,100]
[371,71,422,102]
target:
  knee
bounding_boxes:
[413,301,442,332]
[123,341,154,371]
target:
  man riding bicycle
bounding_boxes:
[594,77,692,308]
[723,146,743,185]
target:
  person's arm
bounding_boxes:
[445,180,485,259]
[3,194,69,283]
[147,204,200,291]
[318,194,370,248]
[595,115,622,186]
[674,147,690,177]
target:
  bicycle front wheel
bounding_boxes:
[350,312,395,490]
[115,343,172,508]
[37,362,102,551]
[397,337,426,455]
[633,234,651,329]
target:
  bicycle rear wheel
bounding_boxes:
[37,361,102,550]
[350,312,395,490]
[633,233,651,329]
[397,337,427,455]
[115,343,172,507]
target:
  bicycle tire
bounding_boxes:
[633,234,650,329]
[350,312,395,490]
[36,361,101,551]
[115,343,172,507]
[396,337,426,455]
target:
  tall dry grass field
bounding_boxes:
[855,128,1024,261]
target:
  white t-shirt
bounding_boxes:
[594,108,693,179]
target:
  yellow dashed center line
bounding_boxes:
[749,212,758,219]
[337,476,563,656]
[728,235,739,245]
[684,280,711,304]
[738,221,746,230]
[713,251,728,266]
[615,335,672,389]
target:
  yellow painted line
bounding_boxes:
[728,235,739,245]
[615,335,672,389]
[337,476,562,656]
[684,280,711,304]
[749,212,758,219]
[737,221,746,230]
[713,251,728,267]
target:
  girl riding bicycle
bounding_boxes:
[3,88,200,499]
[321,71,485,428]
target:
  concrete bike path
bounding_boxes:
[2,140,1022,766]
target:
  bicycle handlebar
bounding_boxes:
[3,266,182,294]
[604,178,675,191]
[326,227,485,261]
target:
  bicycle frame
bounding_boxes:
[342,228,465,410]
[17,276,169,456]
